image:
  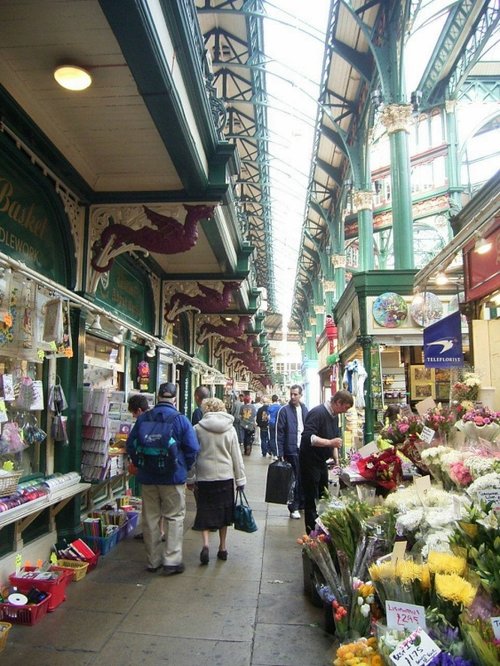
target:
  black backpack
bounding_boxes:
[135,409,180,474]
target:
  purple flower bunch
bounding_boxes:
[428,655,474,666]
[462,406,500,426]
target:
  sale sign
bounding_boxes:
[386,600,427,631]
[390,627,441,665]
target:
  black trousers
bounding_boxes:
[284,454,303,513]
[300,459,328,534]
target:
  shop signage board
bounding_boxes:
[423,311,463,368]
[95,257,152,330]
[0,147,69,283]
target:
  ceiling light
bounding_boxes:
[88,314,103,331]
[435,271,449,286]
[54,65,92,91]
[474,237,492,255]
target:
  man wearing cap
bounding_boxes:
[127,382,200,575]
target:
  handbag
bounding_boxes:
[233,488,258,533]
[265,460,294,504]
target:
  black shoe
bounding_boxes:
[162,563,185,576]
[145,565,161,573]
[217,550,228,561]
[200,546,209,565]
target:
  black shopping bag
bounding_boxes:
[265,460,293,504]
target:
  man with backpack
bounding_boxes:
[267,394,281,459]
[127,382,199,575]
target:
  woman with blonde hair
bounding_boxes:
[187,397,246,564]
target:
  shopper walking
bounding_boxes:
[276,385,308,519]
[188,397,246,564]
[240,391,257,455]
[126,382,199,575]
[231,392,244,444]
[256,396,271,457]
[191,385,210,425]
[267,394,280,459]
[299,390,353,534]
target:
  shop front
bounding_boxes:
[334,270,467,447]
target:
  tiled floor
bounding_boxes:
[2,453,334,665]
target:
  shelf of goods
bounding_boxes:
[0,482,91,543]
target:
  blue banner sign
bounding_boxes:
[423,311,463,368]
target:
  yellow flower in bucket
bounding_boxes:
[435,573,476,607]
[428,551,467,576]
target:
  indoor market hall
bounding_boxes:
[1,454,334,666]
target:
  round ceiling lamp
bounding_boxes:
[54,65,92,91]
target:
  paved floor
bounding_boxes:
[2,453,334,665]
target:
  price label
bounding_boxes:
[414,475,431,502]
[477,488,500,510]
[491,617,500,641]
[386,600,427,631]
[390,627,441,666]
[315,517,330,537]
[452,496,462,519]
[15,553,22,575]
[390,540,407,565]
[50,552,58,564]
[419,426,435,445]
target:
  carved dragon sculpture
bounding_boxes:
[91,204,215,272]
[166,281,241,321]
[197,315,251,345]
[215,334,257,357]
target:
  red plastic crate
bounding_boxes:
[9,567,71,612]
[0,594,51,625]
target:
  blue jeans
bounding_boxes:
[260,429,270,456]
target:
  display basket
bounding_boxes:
[0,594,51,625]
[0,622,12,653]
[9,567,71,612]
[82,528,119,555]
[0,471,23,497]
[54,559,89,582]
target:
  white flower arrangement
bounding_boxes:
[477,508,499,531]
[467,472,500,502]
[463,371,481,388]
[467,455,498,479]
[440,450,467,467]
[420,445,454,463]
[420,527,455,558]
[425,507,460,529]
[396,508,424,534]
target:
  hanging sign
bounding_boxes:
[423,311,463,368]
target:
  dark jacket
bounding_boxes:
[299,404,341,465]
[127,402,199,485]
[276,401,309,457]
[256,405,269,431]
[191,406,203,426]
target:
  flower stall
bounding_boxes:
[299,392,499,665]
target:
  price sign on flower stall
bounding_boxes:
[477,488,500,510]
[491,617,500,641]
[386,600,427,631]
[419,425,435,445]
[390,627,441,666]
